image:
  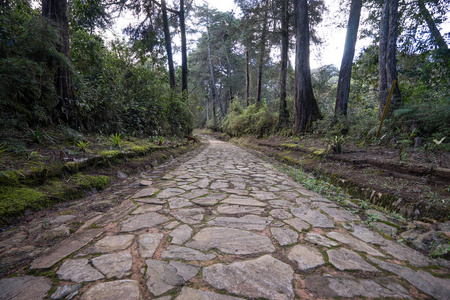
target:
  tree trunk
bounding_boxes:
[245,49,250,107]
[418,0,448,50]
[180,0,188,95]
[386,0,401,111]
[206,11,225,117]
[294,0,321,133]
[278,0,289,128]
[378,0,389,119]
[335,0,362,116]
[161,0,176,89]
[42,0,75,125]
[255,0,269,106]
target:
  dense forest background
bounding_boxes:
[0,0,449,150]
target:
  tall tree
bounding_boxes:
[277,0,290,127]
[417,0,448,50]
[335,0,363,116]
[378,0,401,119]
[294,0,321,133]
[255,0,269,106]
[245,49,250,107]
[161,0,176,89]
[42,0,76,125]
[180,0,188,94]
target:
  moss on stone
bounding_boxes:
[0,187,47,222]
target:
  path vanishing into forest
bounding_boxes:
[1,139,449,299]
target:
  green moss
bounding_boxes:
[0,170,22,186]
[72,174,111,190]
[281,143,298,149]
[99,150,122,157]
[130,145,148,154]
[0,187,47,222]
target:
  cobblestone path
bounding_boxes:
[1,140,449,299]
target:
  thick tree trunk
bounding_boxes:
[278,0,290,128]
[180,0,188,94]
[161,0,176,89]
[206,12,225,117]
[255,0,269,106]
[386,0,401,111]
[42,0,75,125]
[379,0,401,119]
[335,0,362,116]
[294,0,321,133]
[418,0,448,50]
[245,49,250,107]
[378,0,389,119]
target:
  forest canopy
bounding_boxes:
[0,0,449,149]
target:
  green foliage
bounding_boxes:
[29,125,43,143]
[109,133,122,148]
[75,141,90,152]
[221,103,278,137]
[0,143,8,160]
[327,135,345,154]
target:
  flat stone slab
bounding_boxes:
[161,245,216,261]
[370,257,450,299]
[81,280,140,300]
[210,181,229,189]
[304,232,339,247]
[250,191,277,200]
[170,208,205,224]
[305,275,411,298]
[48,215,77,225]
[271,227,298,246]
[138,232,164,258]
[207,215,271,230]
[121,212,168,232]
[216,205,264,215]
[51,284,82,300]
[170,224,193,245]
[168,197,193,209]
[327,249,379,272]
[82,234,134,254]
[30,228,103,269]
[270,209,292,219]
[0,276,52,300]
[176,287,244,300]
[291,207,335,228]
[133,197,165,205]
[181,189,209,199]
[203,255,294,300]
[145,259,184,296]
[284,218,310,232]
[192,193,227,206]
[327,232,384,257]
[169,261,200,281]
[131,204,162,214]
[221,196,266,207]
[287,245,325,271]
[155,187,185,198]
[319,206,359,222]
[132,187,159,198]
[35,225,70,244]
[380,240,430,267]
[91,251,133,278]
[186,227,275,255]
[56,259,104,283]
[350,225,387,245]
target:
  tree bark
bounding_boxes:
[255,0,269,106]
[42,0,75,125]
[245,49,250,107]
[161,0,176,89]
[378,0,389,119]
[278,0,290,128]
[180,0,188,95]
[417,0,448,50]
[335,0,362,116]
[294,0,321,133]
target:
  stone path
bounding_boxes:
[1,139,449,299]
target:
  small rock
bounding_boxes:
[138,233,164,258]
[327,248,379,272]
[271,227,298,246]
[121,212,168,232]
[304,232,339,247]
[145,259,184,296]
[176,287,244,300]
[161,245,216,261]
[168,261,200,281]
[91,251,133,278]
[0,276,52,300]
[88,200,115,212]
[117,171,127,178]
[56,259,104,283]
[170,224,193,245]
[371,222,398,236]
[139,180,153,186]
[48,215,77,225]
